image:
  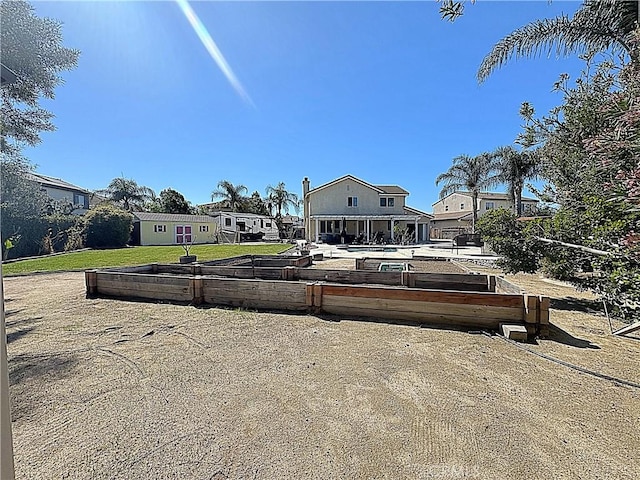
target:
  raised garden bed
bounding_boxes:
[85,256,549,339]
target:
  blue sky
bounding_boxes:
[28,0,585,213]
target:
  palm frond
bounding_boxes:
[478,0,639,83]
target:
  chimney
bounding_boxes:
[302,177,310,198]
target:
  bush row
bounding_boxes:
[1,205,133,260]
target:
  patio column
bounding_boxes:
[414,219,418,243]
[390,217,395,241]
[366,219,370,242]
[314,218,319,243]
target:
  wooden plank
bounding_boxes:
[96,272,191,286]
[319,305,503,328]
[97,279,192,295]
[156,264,192,275]
[495,276,523,294]
[613,320,640,336]
[96,286,192,302]
[321,284,526,308]
[102,265,154,273]
[298,269,402,285]
[412,273,489,285]
[413,280,488,292]
[321,295,524,321]
[500,323,528,341]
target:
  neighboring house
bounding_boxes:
[302,175,433,244]
[431,191,539,239]
[281,215,305,239]
[27,172,91,214]
[131,212,218,246]
[208,211,280,241]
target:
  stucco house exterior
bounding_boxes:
[431,191,539,239]
[131,212,218,246]
[27,172,91,214]
[302,175,433,244]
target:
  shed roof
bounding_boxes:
[133,212,216,223]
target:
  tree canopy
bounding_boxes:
[97,177,155,212]
[149,188,194,214]
[211,180,248,213]
[0,0,79,155]
[435,153,500,231]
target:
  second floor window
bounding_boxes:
[485,202,495,210]
[380,197,394,207]
[388,198,394,207]
[347,196,358,207]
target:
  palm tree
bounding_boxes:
[435,153,500,232]
[478,0,640,83]
[211,180,248,212]
[97,176,155,211]
[265,182,299,218]
[491,146,540,216]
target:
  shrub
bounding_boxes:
[476,208,542,274]
[83,205,133,248]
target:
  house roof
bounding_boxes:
[432,191,538,205]
[306,174,409,197]
[133,212,216,223]
[377,185,409,195]
[27,172,90,194]
[432,211,473,221]
[403,205,434,219]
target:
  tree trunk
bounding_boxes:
[472,191,478,233]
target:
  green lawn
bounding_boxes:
[2,243,293,276]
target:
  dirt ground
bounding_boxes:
[5,269,640,480]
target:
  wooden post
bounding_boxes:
[488,275,496,293]
[85,270,98,295]
[402,271,415,288]
[151,263,158,274]
[190,263,201,275]
[305,283,314,307]
[192,275,204,305]
[524,294,538,326]
[313,283,323,308]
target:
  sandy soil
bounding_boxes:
[5,270,640,480]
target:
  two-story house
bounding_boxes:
[303,175,433,244]
[27,172,91,214]
[431,191,539,239]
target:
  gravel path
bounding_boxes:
[5,271,640,479]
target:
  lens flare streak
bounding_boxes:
[175,0,253,106]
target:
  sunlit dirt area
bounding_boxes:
[5,270,640,479]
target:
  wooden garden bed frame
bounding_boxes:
[85,260,549,339]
